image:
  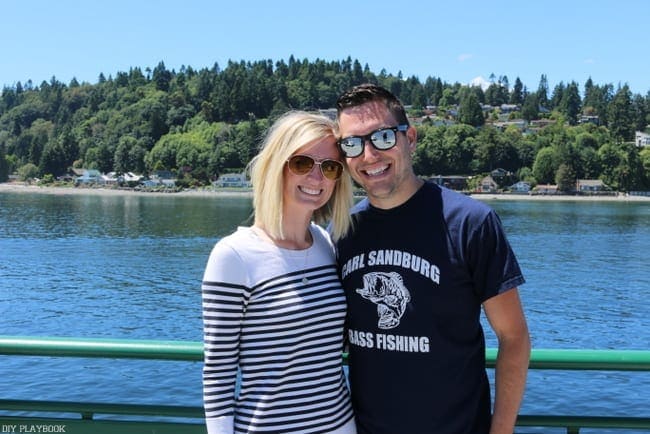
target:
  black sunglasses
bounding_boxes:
[286,155,344,180]
[338,125,409,158]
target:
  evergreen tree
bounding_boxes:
[555,163,576,192]
[608,85,635,141]
[510,77,524,104]
[549,82,565,110]
[0,144,8,182]
[521,92,539,121]
[584,82,613,125]
[559,82,581,125]
[457,90,484,127]
[632,94,648,132]
[0,57,649,189]
[485,83,508,106]
[152,61,172,92]
[537,74,549,109]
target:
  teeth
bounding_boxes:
[300,186,321,195]
[365,165,388,176]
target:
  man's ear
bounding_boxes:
[406,126,417,150]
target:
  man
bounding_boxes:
[335,83,530,434]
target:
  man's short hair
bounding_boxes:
[336,83,409,126]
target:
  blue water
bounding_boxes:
[1,191,648,433]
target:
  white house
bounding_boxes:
[636,131,650,148]
[509,181,531,193]
[214,172,250,188]
[106,172,143,183]
[576,179,608,193]
[533,184,558,195]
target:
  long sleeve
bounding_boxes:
[201,242,250,434]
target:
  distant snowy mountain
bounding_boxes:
[469,76,491,90]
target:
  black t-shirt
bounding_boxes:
[337,182,525,434]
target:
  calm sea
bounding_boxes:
[1,191,648,433]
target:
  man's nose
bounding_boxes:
[362,138,380,159]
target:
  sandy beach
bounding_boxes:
[1,181,649,202]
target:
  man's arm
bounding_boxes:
[483,287,531,434]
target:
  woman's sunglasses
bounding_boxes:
[338,124,409,158]
[286,155,344,181]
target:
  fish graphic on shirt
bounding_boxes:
[356,271,410,329]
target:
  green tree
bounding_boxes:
[474,126,520,172]
[532,147,556,183]
[438,88,456,109]
[457,89,484,127]
[509,77,524,104]
[414,124,477,176]
[549,82,565,110]
[0,144,9,182]
[485,82,508,106]
[537,74,549,109]
[598,141,642,191]
[114,136,139,174]
[17,162,39,181]
[559,82,581,125]
[152,61,172,92]
[631,94,647,133]
[521,92,539,121]
[608,85,635,141]
[640,147,650,189]
[582,80,612,124]
[39,141,68,177]
[555,163,575,192]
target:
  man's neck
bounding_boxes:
[368,176,424,210]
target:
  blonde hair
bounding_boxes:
[248,111,353,241]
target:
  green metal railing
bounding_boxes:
[1,335,649,434]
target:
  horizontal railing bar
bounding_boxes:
[486,348,650,371]
[1,336,649,371]
[0,416,206,434]
[0,399,204,418]
[0,335,202,361]
[516,414,650,429]
[1,401,648,431]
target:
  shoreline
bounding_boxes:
[0,182,254,198]
[1,182,649,202]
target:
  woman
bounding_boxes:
[201,111,356,434]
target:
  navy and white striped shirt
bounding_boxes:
[202,224,355,434]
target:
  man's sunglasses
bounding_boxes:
[338,125,409,158]
[286,155,344,180]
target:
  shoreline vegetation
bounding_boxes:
[2,181,649,202]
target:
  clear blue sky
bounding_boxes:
[3,0,649,96]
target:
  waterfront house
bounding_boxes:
[106,171,143,184]
[75,169,104,185]
[576,179,608,193]
[430,175,469,191]
[479,175,498,193]
[509,181,531,194]
[533,184,558,195]
[214,172,250,188]
[150,170,176,187]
